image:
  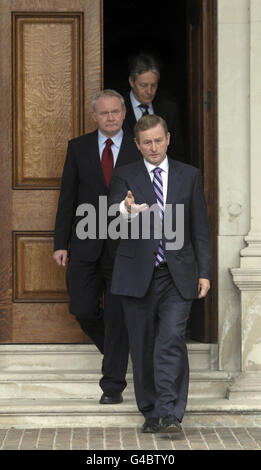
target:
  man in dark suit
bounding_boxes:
[109,114,212,432]
[53,90,141,404]
[123,54,185,161]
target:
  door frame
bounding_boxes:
[187,0,218,342]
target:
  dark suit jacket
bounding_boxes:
[123,93,185,161]
[109,158,213,299]
[54,129,141,261]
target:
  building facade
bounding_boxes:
[0,0,260,427]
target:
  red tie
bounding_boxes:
[101,138,114,187]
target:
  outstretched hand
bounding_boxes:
[124,190,148,214]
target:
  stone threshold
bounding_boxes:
[0,398,260,428]
[0,343,217,372]
[0,370,233,401]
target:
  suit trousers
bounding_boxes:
[122,266,192,422]
[66,243,129,394]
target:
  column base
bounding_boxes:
[227,371,261,400]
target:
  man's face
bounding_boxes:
[129,71,159,105]
[135,123,170,166]
[92,96,126,136]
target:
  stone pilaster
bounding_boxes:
[230,0,261,398]
[217,0,250,372]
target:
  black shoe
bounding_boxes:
[141,417,161,433]
[160,415,182,432]
[99,392,123,404]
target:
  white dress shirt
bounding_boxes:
[98,129,123,166]
[130,91,154,120]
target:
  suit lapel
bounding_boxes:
[166,158,183,204]
[115,132,133,168]
[130,158,183,207]
[124,95,137,132]
[86,130,108,190]
[131,160,157,206]
[131,158,183,205]
[152,96,161,115]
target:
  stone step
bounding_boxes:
[0,343,215,372]
[227,372,261,400]
[0,370,232,400]
[0,397,260,428]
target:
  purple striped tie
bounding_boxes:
[152,167,165,266]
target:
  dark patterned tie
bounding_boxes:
[152,167,165,266]
[101,138,113,187]
[138,104,149,116]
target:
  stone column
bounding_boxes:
[230,0,261,399]
[217,0,250,372]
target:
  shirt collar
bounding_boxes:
[143,155,169,175]
[130,90,153,112]
[98,129,123,148]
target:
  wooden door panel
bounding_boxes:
[13,12,84,188]
[0,0,103,343]
[11,303,83,343]
[13,232,68,302]
[12,191,59,230]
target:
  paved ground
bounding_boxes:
[0,426,260,450]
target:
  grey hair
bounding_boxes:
[91,89,125,111]
[129,54,160,82]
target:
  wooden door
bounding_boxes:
[186,0,217,342]
[0,0,103,343]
